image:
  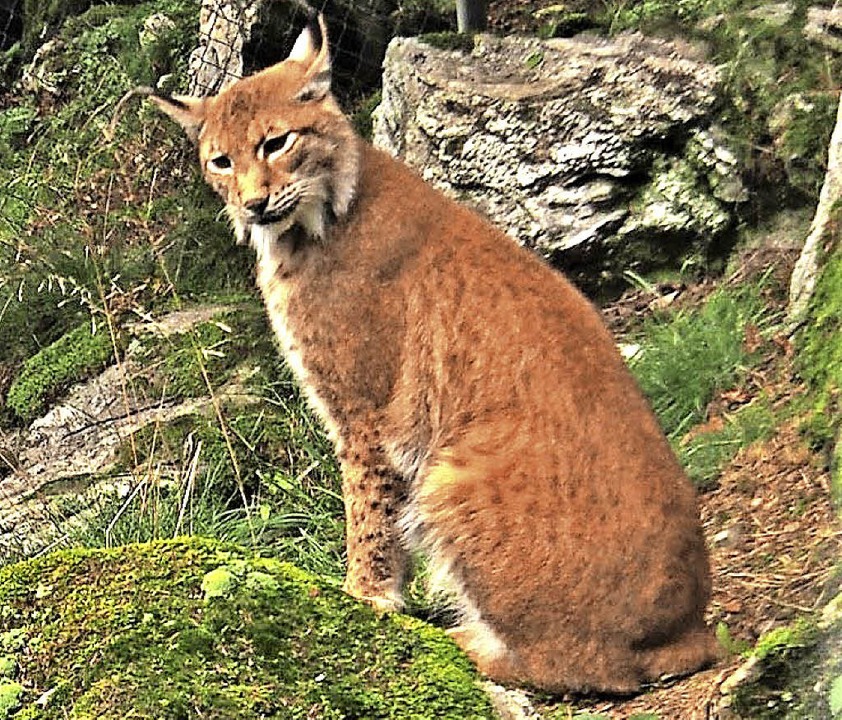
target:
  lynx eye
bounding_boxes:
[208,154,233,174]
[262,132,299,160]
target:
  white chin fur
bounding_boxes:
[244,203,325,249]
[249,222,290,263]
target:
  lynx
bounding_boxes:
[148,16,719,693]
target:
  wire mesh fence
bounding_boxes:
[0,0,471,560]
[188,0,460,98]
[1,1,467,95]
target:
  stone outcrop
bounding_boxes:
[188,0,265,94]
[0,306,254,558]
[804,6,842,53]
[373,32,745,290]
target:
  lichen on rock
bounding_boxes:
[373,31,744,292]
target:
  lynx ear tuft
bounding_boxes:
[289,13,332,102]
[148,92,207,142]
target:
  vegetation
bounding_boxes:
[0,0,240,374]
[627,283,780,487]
[0,538,494,718]
[5,323,117,423]
[798,244,842,500]
[599,0,841,210]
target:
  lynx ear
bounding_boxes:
[148,93,207,142]
[287,13,332,102]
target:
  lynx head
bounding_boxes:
[149,15,359,248]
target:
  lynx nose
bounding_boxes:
[244,196,269,217]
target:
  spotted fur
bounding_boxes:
[148,15,719,693]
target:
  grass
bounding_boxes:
[628,282,781,486]
[40,305,348,580]
[69,402,346,579]
[630,286,767,437]
[677,399,776,488]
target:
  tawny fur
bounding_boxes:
[148,16,719,694]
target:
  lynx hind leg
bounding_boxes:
[339,443,409,614]
[412,450,525,683]
[447,618,523,686]
[413,447,641,694]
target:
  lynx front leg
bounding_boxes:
[338,445,408,613]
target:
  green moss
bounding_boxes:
[798,237,841,510]
[0,657,15,680]
[200,566,238,598]
[5,323,118,423]
[0,538,494,718]
[20,0,169,59]
[0,682,23,719]
[597,0,841,211]
[419,32,476,53]
[728,615,838,718]
[799,248,842,401]
[753,619,818,662]
[351,90,382,140]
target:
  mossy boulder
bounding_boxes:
[5,323,117,424]
[726,598,842,718]
[0,537,495,719]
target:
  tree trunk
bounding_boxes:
[456,0,487,32]
[788,90,842,326]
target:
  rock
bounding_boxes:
[0,539,495,718]
[373,32,745,291]
[483,682,541,720]
[187,0,407,101]
[139,12,176,49]
[19,37,63,95]
[746,2,794,27]
[188,0,264,94]
[716,598,842,718]
[804,6,842,53]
